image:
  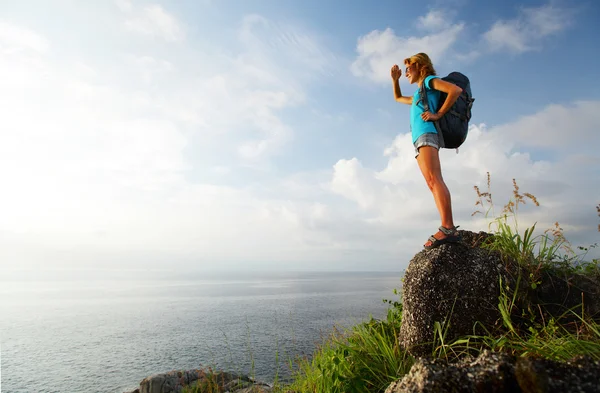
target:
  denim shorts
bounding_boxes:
[414,132,441,158]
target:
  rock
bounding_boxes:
[398,231,506,357]
[385,350,600,393]
[385,350,518,393]
[457,230,494,249]
[528,268,600,324]
[398,229,600,357]
[223,379,254,391]
[235,386,273,393]
[515,355,600,393]
[137,369,209,393]
[124,369,266,393]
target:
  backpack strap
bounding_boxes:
[418,83,430,113]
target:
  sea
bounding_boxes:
[0,270,402,393]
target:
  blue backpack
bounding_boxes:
[419,72,475,150]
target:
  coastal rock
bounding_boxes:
[529,268,600,324]
[385,350,518,393]
[514,355,600,393]
[235,386,273,393]
[398,230,505,357]
[124,369,267,393]
[398,229,600,358]
[384,350,600,393]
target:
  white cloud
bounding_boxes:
[0,21,50,53]
[0,11,353,270]
[120,3,185,42]
[492,101,600,152]
[522,4,570,36]
[0,25,51,91]
[330,152,433,228]
[331,158,382,210]
[484,22,529,53]
[484,3,572,53]
[350,24,464,84]
[126,54,174,84]
[212,166,231,175]
[352,3,573,80]
[230,15,337,160]
[417,10,451,32]
[239,14,337,78]
[114,0,133,13]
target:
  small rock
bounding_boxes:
[385,350,600,393]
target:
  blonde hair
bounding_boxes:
[404,53,436,82]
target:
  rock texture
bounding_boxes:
[385,350,600,393]
[528,268,600,324]
[394,229,600,392]
[398,230,506,357]
[124,370,272,393]
[398,229,600,357]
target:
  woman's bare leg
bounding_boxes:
[416,145,455,246]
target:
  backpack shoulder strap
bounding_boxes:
[418,83,430,112]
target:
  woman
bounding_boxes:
[390,53,462,249]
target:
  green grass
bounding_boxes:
[284,305,413,393]
[435,174,600,362]
[431,285,600,363]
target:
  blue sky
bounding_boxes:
[1,0,599,273]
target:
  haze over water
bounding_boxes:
[1,270,400,393]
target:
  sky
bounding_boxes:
[1,0,599,274]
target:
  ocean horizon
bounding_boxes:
[1,269,402,393]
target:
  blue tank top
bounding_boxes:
[410,75,440,143]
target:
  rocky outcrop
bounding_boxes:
[385,350,600,393]
[394,229,600,392]
[398,230,600,357]
[398,230,505,357]
[123,370,272,393]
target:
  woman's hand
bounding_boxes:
[390,64,402,81]
[421,111,442,121]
